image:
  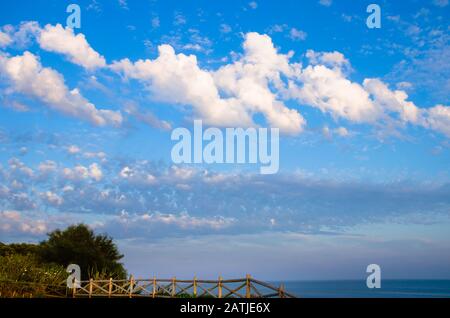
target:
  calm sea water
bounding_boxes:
[271,280,450,298]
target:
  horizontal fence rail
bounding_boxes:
[71,275,296,298]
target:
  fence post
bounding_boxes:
[218,276,222,298]
[246,274,251,298]
[278,284,285,298]
[172,276,176,297]
[89,278,93,298]
[152,276,156,298]
[193,275,197,298]
[129,275,134,298]
[108,278,112,298]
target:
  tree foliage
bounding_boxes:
[0,242,41,257]
[38,224,127,279]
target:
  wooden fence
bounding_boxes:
[71,275,296,298]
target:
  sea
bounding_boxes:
[271,280,450,298]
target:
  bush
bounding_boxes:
[0,254,66,297]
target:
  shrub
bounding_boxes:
[0,254,66,297]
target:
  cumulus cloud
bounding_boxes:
[111,45,254,128]
[1,21,40,48]
[111,32,305,134]
[2,22,450,138]
[306,50,350,70]
[109,30,450,137]
[1,22,105,70]
[0,30,12,47]
[0,51,122,126]
[364,78,420,123]
[423,105,450,137]
[289,64,381,123]
[37,24,106,70]
[111,32,449,136]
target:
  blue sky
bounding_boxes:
[0,0,449,280]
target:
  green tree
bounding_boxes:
[39,224,127,280]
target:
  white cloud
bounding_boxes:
[123,211,235,230]
[83,151,107,160]
[289,64,380,123]
[289,28,307,41]
[109,31,450,137]
[2,210,21,221]
[111,45,255,129]
[319,0,332,7]
[89,163,103,181]
[1,100,30,112]
[248,1,258,9]
[0,210,48,235]
[8,158,33,178]
[151,16,160,29]
[5,21,40,48]
[62,163,103,181]
[396,81,413,90]
[118,0,128,10]
[0,51,122,126]
[306,50,350,70]
[174,12,186,26]
[41,191,63,206]
[363,78,420,123]
[267,24,288,33]
[0,30,12,47]
[87,0,102,12]
[67,145,81,155]
[182,43,203,52]
[38,160,57,174]
[124,102,172,131]
[422,105,450,137]
[322,125,350,139]
[433,0,448,7]
[38,24,106,70]
[213,32,306,134]
[220,24,232,34]
[336,126,349,137]
[111,32,305,134]
[63,165,89,180]
[119,166,157,185]
[169,165,196,181]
